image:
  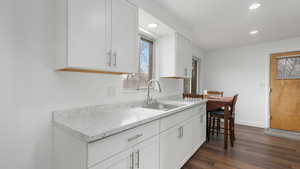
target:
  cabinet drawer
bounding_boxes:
[160,105,205,132]
[88,120,159,167]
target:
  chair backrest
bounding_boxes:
[230,94,239,115]
[207,91,224,97]
[183,93,203,99]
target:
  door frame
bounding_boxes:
[192,56,202,93]
[268,50,300,129]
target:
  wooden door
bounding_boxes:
[270,51,300,132]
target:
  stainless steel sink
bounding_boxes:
[141,102,181,111]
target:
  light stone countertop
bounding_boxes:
[53,97,207,143]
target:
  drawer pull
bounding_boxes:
[135,150,140,168]
[128,134,143,142]
[130,152,134,169]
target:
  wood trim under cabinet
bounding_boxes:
[161,76,187,79]
[56,68,129,75]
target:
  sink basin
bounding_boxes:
[141,102,181,111]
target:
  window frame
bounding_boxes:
[122,33,156,91]
[139,35,154,81]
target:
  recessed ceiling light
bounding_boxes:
[249,3,261,10]
[148,23,158,28]
[249,30,259,35]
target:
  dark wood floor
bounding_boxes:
[182,125,300,169]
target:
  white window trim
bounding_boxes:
[122,30,157,93]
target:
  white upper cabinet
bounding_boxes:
[110,0,139,73]
[67,0,107,70]
[159,32,193,78]
[56,0,138,74]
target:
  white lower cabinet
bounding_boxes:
[54,104,206,169]
[160,125,186,169]
[91,149,133,169]
[160,107,206,169]
[92,136,159,169]
[134,136,159,169]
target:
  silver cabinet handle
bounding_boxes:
[181,126,184,137]
[130,152,134,169]
[107,50,112,66]
[135,150,140,169]
[178,127,182,138]
[113,51,117,67]
[178,126,184,138]
[128,134,143,142]
[200,115,204,123]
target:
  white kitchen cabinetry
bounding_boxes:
[54,104,206,169]
[159,32,193,78]
[160,124,186,169]
[91,149,133,169]
[111,0,139,73]
[91,136,159,169]
[56,0,138,74]
[133,136,159,169]
[160,106,206,169]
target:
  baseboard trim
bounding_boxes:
[235,120,265,128]
[265,128,300,141]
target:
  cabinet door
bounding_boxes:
[160,125,185,169]
[175,33,185,77]
[134,136,159,169]
[200,113,206,144]
[190,115,203,150]
[111,0,138,73]
[91,148,133,169]
[68,0,109,70]
[180,116,199,163]
[185,38,193,78]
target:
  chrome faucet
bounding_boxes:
[146,79,162,104]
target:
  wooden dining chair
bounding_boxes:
[207,91,224,97]
[209,94,238,147]
[183,93,204,99]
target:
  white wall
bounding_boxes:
[204,37,300,128]
[0,0,197,169]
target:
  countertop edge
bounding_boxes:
[53,100,207,143]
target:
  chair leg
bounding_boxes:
[212,117,215,136]
[217,118,220,136]
[233,118,236,140]
[230,119,234,147]
[224,118,228,149]
[208,113,211,141]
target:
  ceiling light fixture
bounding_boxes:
[249,30,259,35]
[148,23,158,28]
[249,3,261,10]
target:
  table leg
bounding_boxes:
[224,105,229,149]
[206,111,209,142]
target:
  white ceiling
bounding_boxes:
[153,0,300,51]
[139,9,175,37]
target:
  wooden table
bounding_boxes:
[206,96,233,149]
